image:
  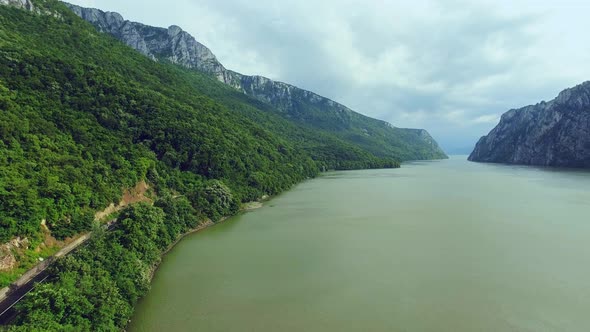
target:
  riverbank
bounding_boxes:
[148,200,265,281]
[130,201,263,330]
[4,196,267,330]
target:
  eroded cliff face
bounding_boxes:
[0,0,34,11]
[469,82,590,167]
[63,3,360,116]
[64,3,447,160]
[65,4,239,82]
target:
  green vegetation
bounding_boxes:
[0,0,440,329]
[0,243,57,287]
[0,0,320,247]
[0,0,406,247]
[9,203,195,331]
[241,85,449,162]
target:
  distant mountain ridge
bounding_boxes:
[469,82,590,167]
[65,3,447,161]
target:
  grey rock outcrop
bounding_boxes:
[0,237,30,271]
[0,0,34,11]
[64,2,447,160]
[469,81,590,167]
[66,4,231,77]
[63,3,360,112]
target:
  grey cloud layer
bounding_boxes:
[68,0,590,152]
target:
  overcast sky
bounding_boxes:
[68,0,590,153]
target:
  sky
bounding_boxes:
[68,0,590,153]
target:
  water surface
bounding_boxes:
[130,157,590,331]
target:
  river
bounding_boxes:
[129,156,590,331]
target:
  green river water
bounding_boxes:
[129,156,590,331]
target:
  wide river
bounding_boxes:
[129,156,590,331]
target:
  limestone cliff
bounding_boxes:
[0,0,34,11]
[469,82,590,167]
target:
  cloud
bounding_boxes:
[472,114,501,124]
[68,0,96,7]
[66,0,590,152]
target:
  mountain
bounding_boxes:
[0,1,444,329]
[0,0,428,250]
[65,3,447,161]
[1,0,327,251]
[469,82,590,167]
[1,0,419,281]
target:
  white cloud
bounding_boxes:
[69,0,96,7]
[472,114,501,124]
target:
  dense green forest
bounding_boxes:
[0,0,440,329]
[0,0,402,246]
[9,202,197,331]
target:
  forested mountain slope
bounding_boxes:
[0,0,410,246]
[0,1,443,329]
[66,3,447,161]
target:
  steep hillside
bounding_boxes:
[0,1,326,245]
[469,82,590,167]
[0,0,412,294]
[65,3,447,161]
[0,1,445,329]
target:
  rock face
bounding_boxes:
[469,82,590,167]
[0,237,30,271]
[64,3,446,160]
[0,0,34,11]
[65,3,257,90]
